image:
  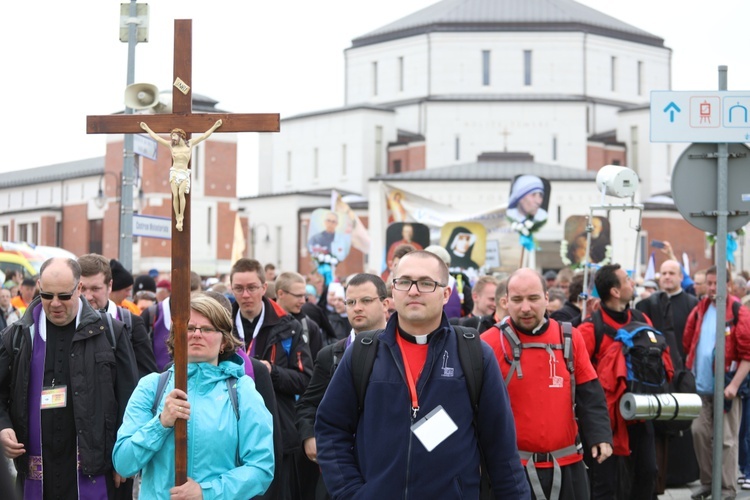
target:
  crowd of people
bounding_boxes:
[0,240,748,499]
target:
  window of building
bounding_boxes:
[372,61,378,96]
[455,136,461,160]
[612,159,621,165]
[194,146,201,181]
[286,151,292,183]
[56,222,61,246]
[611,56,617,91]
[89,220,102,254]
[375,126,384,175]
[637,61,644,96]
[393,159,402,173]
[207,207,212,244]
[18,224,27,242]
[630,126,639,172]
[523,50,532,86]
[30,223,38,245]
[552,136,558,161]
[482,50,491,86]
[1,226,8,241]
[313,148,319,180]
[342,144,348,177]
[398,56,404,92]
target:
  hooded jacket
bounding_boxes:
[232,297,313,452]
[113,356,274,500]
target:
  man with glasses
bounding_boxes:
[308,211,347,261]
[297,274,389,498]
[315,251,529,498]
[230,258,313,500]
[0,258,138,499]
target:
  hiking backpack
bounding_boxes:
[614,322,669,394]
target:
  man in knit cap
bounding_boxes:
[109,259,140,316]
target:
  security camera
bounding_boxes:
[596,165,639,198]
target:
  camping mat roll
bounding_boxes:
[619,393,702,421]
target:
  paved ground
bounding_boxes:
[661,481,750,499]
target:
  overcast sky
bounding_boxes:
[1,0,747,196]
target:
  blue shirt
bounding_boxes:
[695,304,717,394]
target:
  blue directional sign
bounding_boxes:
[650,91,750,142]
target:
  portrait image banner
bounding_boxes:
[307,208,353,262]
[506,175,551,228]
[440,222,487,271]
[385,222,430,268]
[563,215,611,265]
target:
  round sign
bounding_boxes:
[671,142,750,233]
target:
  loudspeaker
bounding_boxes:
[124,83,160,110]
[596,165,639,198]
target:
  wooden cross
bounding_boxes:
[86,19,279,485]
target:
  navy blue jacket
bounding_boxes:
[315,314,530,499]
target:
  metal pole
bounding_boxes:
[711,65,729,500]
[120,0,139,271]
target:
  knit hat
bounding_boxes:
[543,270,557,281]
[508,175,544,209]
[109,259,134,292]
[157,279,172,291]
[134,275,157,293]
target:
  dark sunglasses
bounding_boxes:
[39,283,79,301]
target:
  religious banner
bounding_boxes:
[560,215,612,268]
[385,222,430,270]
[332,190,370,254]
[506,175,551,251]
[440,222,487,274]
[308,208,352,284]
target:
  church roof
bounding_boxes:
[373,152,597,181]
[352,0,664,48]
[0,157,104,189]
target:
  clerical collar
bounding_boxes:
[397,326,438,345]
[667,289,684,298]
[510,316,549,336]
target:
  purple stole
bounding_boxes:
[152,302,171,371]
[25,304,108,499]
[444,283,462,319]
[237,349,256,380]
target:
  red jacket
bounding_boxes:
[683,297,750,372]
[578,308,673,455]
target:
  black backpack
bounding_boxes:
[350,325,493,499]
[613,321,669,394]
[588,308,648,362]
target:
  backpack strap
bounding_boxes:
[226,376,240,420]
[351,329,382,412]
[151,371,172,416]
[561,321,576,415]
[499,322,524,384]
[300,317,309,345]
[453,325,484,412]
[99,312,117,350]
[117,306,134,342]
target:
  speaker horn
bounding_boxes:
[124,83,160,110]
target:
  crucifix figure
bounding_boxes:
[86,19,279,486]
[140,119,222,231]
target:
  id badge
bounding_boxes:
[410,405,458,452]
[41,386,67,410]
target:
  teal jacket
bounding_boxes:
[113,355,274,499]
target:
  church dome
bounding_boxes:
[352,0,664,48]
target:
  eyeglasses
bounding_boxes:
[345,296,383,307]
[232,285,263,295]
[187,325,220,335]
[39,283,79,302]
[281,289,306,300]
[392,278,445,293]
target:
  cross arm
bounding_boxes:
[87,113,280,134]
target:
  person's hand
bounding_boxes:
[113,472,126,488]
[159,389,191,428]
[725,382,739,400]
[303,437,317,463]
[0,428,25,458]
[169,477,203,499]
[215,119,223,127]
[261,360,272,373]
[139,122,148,130]
[659,241,677,261]
[591,442,612,464]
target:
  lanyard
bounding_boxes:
[396,332,420,418]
